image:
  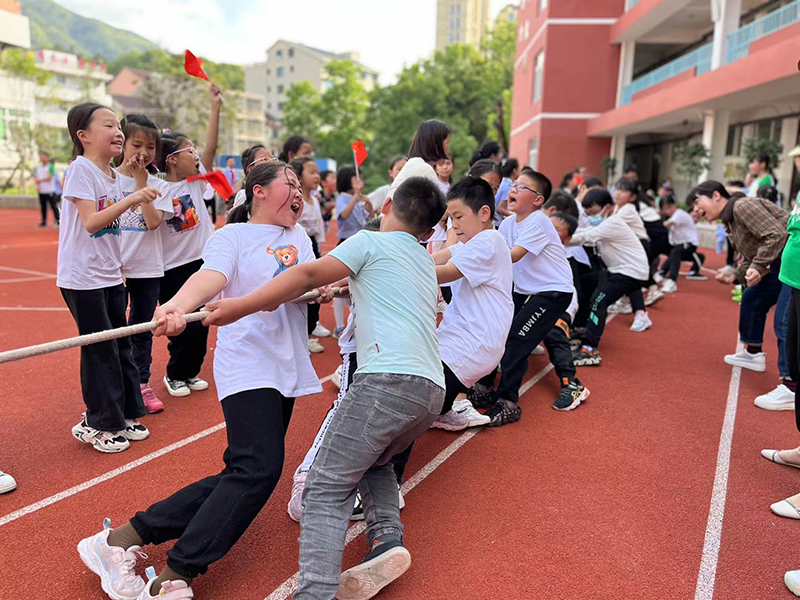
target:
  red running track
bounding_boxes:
[0,208,795,599]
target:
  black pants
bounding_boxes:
[661,243,704,280]
[160,260,209,381]
[543,312,576,382]
[583,272,648,348]
[126,277,161,385]
[39,192,59,224]
[307,236,321,336]
[727,240,736,267]
[204,198,217,226]
[570,257,597,329]
[787,288,800,432]
[61,285,145,431]
[131,388,295,578]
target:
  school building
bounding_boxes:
[508,0,800,200]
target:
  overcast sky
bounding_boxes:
[56,0,514,85]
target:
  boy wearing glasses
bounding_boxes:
[470,167,574,427]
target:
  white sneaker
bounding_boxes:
[786,569,800,596]
[453,398,490,427]
[163,376,190,397]
[653,272,664,284]
[121,419,150,442]
[72,415,130,453]
[754,384,795,411]
[287,467,307,523]
[630,312,653,333]
[185,377,208,391]
[724,350,766,372]
[0,470,16,494]
[430,409,470,431]
[607,299,632,314]
[137,576,194,600]
[532,344,546,355]
[645,287,664,306]
[308,338,325,353]
[331,364,342,389]
[77,518,147,600]
[661,279,677,293]
[312,323,331,337]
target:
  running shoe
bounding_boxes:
[72,415,130,453]
[453,398,491,427]
[485,399,522,427]
[573,347,602,366]
[136,576,194,600]
[686,272,708,281]
[185,377,208,391]
[163,376,190,397]
[287,467,307,523]
[645,287,664,306]
[0,470,16,494]
[754,384,795,411]
[332,326,346,339]
[630,312,652,333]
[653,272,664,284]
[661,279,677,294]
[724,350,766,372]
[607,299,632,314]
[308,338,325,353]
[337,540,411,600]
[77,518,147,600]
[140,385,164,414]
[552,378,590,411]
[331,364,342,389]
[430,409,470,431]
[121,419,150,442]
[312,323,331,337]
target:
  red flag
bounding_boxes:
[187,171,234,200]
[184,50,210,82]
[351,141,368,167]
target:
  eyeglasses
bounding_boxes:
[168,146,199,159]
[510,183,543,198]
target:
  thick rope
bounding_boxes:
[0,288,336,365]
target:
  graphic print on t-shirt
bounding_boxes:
[91,195,120,238]
[120,189,147,232]
[167,193,200,233]
[267,244,299,277]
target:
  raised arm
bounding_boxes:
[200,84,223,173]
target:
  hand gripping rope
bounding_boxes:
[0,288,339,365]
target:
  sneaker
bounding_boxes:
[532,344,546,355]
[630,312,653,333]
[573,346,602,366]
[731,289,742,302]
[163,376,190,397]
[430,409,470,431]
[72,415,130,453]
[661,279,677,293]
[552,378,590,411]
[607,299,632,314]
[467,385,496,409]
[137,577,194,600]
[686,272,708,280]
[337,540,412,600]
[453,398,491,427]
[332,364,342,389]
[308,337,325,353]
[185,377,208,391]
[485,399,522,427]
[645,287,664,306]
[754,384,795,411]
[720,264,736,275]
[653,272,664,284]
[140,385,164,414]
[723,350,766,372]
[287,467,307,522]
[787,569,800,597]
[312,323,331,337]
[0,470,16,494]
[77,518,147,600]
[37,222,46,228]
[121,419,150,442]
[351,491,365,521]
[332,326,346,339]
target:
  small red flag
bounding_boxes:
[351,141,368,167]
[184,50,210,82]
[187,171,234,200]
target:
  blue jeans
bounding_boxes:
[295,372,444,600]
[777,283,791,379]
[739,257,782,347]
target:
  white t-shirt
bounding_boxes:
[57,156,124,290]
[428,222,448,243]
[666,208,699,246]
[159,169,215,271]
[566,245,591,267]
[201,223,322,401]
[569,215,650,281]
[638,201,661,223]
[37,165,56,194]
[298,195,325,240]
[438,229,514,388]
[498,210,574,295]
[338,301,357,355]
[566,288,579,321]
[615,203,649,240]
[118,172,174,279]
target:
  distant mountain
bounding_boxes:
[19,0,159,61]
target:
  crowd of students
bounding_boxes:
[0,81,799,599]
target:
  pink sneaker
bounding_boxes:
[141,385,164,414]
[287,467,307,522]
[77,518,147,600]
[137,575,194,599]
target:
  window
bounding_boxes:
[533,51,544,103]
[276,50,284,58]
[528,138,538,170]
[277,67,284,77]
[246,98,261,112]
[288,48,295,58]
[277,84,284,94]
[278,102,286,110]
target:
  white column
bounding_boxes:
[610,134,627,182]
[615,41,635,108]
[710,0,742,70]
[700,109,730,182]
[777,117,799,201]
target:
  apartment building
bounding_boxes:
[436,0,493,50]
[509,0,800,200]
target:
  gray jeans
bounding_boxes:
[295,372,444,599]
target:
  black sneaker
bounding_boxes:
[552,378,590,411]
[485,399,522,427]
[467,386,496,409]
[686,272,708,281]
[351,492,364,521]
[163,375,190,397]
[338,540,411,600]
[573,347,602,366]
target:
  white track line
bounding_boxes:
[0,241,58,250]
[0,372,336,528]
[0,265,56,277]
[0,306,69,311]
[0,276,53,284]
[693,340,742,600]
[265,360,558,600]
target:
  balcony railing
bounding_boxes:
[621,43,712,105]
[625,0,640,10]
[726,0,800,63]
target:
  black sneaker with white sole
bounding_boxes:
[337,540,411,600]
[163,376,190,397]
[485,399,522,427]
[686,272,708,281]
[467,386,496,409]
[351,492,364,521]
[552,378,590,411]
[186,377,209,391]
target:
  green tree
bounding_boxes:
[673,142,710,181]
[742,137,783,171]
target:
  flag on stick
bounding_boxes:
[351,141,368,178]
[184,50,210,82]
[187,170,234,200]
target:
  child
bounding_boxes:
[435,156,454,193]
[318,168,337,232]
[568,189,652,365]
[278,134,312,163]
[203,176,448,600]
[115,114,174,414]
[35,151,60,227]
[495,158,519,226]
[469,168,574,427]
[290,156,329,351]
[430,176,514,430]
[230,144,274,210]
[156,84,222,397]
[77,162,329,600]
[59,103,160,453]
[657,195,706,292]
